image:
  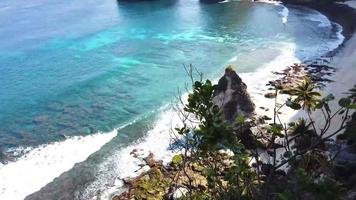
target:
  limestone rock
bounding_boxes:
[213,67,255,122]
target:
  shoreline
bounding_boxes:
[284,1,356,133]
[254,0,356,124]
[111,2,356,199]
[287,1,356,41]
[0,2,353,200]
[311,33,356,136]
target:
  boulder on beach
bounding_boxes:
[213,66,255,122]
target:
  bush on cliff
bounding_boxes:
[171,66,356,199]
[115,66,356,200]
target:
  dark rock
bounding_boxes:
[335,145,356,165]
[332,143,356,183]
[257,117,266,124]
[58,134,67,139]
[0,150,9,164]
[112,191,130,200]
[263,115,272,121]
[267,150,275,156]
[261,163,273,175]
[275,170,287,177]
[264,92,277,99]
[235,127,257,149]
[143,152,163,168]
[130,148,144,158]
[213,67,255,122]
[344,112,356,144]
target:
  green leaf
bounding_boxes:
[347,104,356,109]
[194,81,202,88]
[236,114,245,124]
[202,168,214,176]
[286,100,301,110]
[212,105,220,114]
[315,101,324,109]
[269,124,283,135]
[172,154,183,166]
[277,192,290,200]
[338,109,346,115]
[324,94,335,101]
[339,97,351,107]
[324,103,331,113]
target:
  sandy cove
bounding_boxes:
[307,33,356,136]
[291,0,356,134]
[252,1,356,135]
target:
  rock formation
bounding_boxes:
[213,67,255,122]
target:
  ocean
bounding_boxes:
[0,0,343,199]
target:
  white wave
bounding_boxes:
[82,107,185,200]
[81,42,299,200]
[219,0,229,3]
[0,4,345,200]
[90,21,344,198]
[241,42,301,123]
[228,56,238,62]
[340,0,356,10]
[295,8,344,58]
[329,22,345,51]
[255,1,288,24]
[0,132,117,200]
[255,0,281,5]
[280,6,289,24]
[302,7,332,27]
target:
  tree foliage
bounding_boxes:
[125,67,356,200]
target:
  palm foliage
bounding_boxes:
[287,78,321,110]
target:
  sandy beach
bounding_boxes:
[268,1,356,135]
[342,0,356,9]
[248,2,356,143]
[309,33,356,135]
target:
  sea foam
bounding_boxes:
[92,6,345,199]
[0,132,117,200]
[0,4,345,200]
[83,41,301,200]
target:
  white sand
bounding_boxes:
[342,0,356,10]
[287,34,356,137]
[312,34,356,136]
[251,32,356,138]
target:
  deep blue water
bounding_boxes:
[0,0,344,199]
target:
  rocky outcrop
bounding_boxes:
[112,149,237,200]
[213,67,255,122]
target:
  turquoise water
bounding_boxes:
[0,0,294,148]
[0,0,344,199]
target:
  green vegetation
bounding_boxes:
[118,67,356,200]
[129,168,171,199]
